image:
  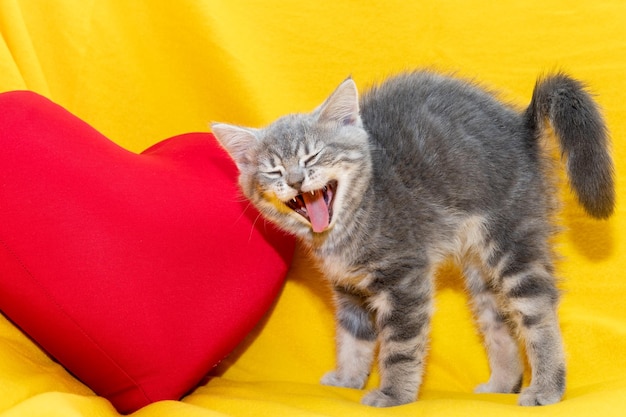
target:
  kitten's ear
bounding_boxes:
[316,77,361,127]
[211,123,259,168]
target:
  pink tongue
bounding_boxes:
[302,189,330,233]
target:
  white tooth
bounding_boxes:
[310,191,315,195]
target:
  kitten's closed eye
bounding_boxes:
[261,167,285,179]
[302,149,323,167]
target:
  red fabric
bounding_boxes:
[0,91,295,413]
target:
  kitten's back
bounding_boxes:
[359,71,539,214]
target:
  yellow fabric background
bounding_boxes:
[1,1,625,416]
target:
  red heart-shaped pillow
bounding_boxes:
[0,91,295,413]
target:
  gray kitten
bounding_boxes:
[211,70,614,407]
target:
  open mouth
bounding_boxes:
[285,180,337,233]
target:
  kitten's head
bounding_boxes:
[212,78,371,238]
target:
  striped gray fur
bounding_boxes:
[212,70,614,407]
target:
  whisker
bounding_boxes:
[248,211,265,242]
[233,200,255,226]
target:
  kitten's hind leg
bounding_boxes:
[465,265,524,394]
[495,249,566,406]
[505,272,566,406]
[321,287,376,390]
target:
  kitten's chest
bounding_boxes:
[315,251,373,290]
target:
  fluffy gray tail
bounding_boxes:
[526,73,615,219]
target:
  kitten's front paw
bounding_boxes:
[518,386,563,406]
[474,382,497,394]
[474,375,522,394]
[361,389,413,407]
[321,370,366,389]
